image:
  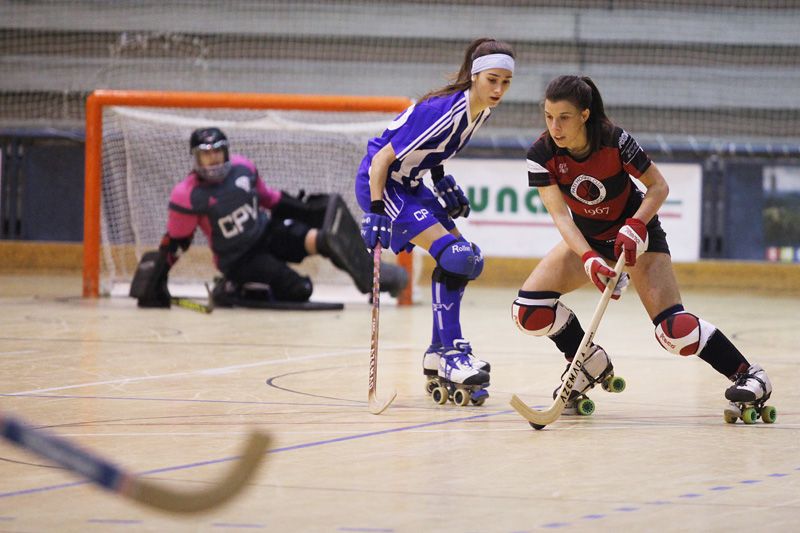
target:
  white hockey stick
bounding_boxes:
[510,255,626,429]
[368,243,397,415]
[1,411,270,513]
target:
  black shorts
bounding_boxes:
[224,218,310,277]
[224,219,313,299]
[587,215,670,261]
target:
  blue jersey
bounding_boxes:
[355,90,491,254]
[362,90,491,189]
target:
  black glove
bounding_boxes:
[272,190,328,228]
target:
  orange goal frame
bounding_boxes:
[83,89,414,304]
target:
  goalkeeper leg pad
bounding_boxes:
[316,194,373,294]
[130,250,171,308]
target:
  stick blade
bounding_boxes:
[129,432,270,513]
[368,389,397,415]
[509,394,562,427]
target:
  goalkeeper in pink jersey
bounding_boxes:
[131,127,406,308]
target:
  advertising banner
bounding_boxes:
[445,159,702,261]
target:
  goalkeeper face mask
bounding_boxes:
[193,145,231,182]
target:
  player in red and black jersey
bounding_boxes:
[512,76,772,419]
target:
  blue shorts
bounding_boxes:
[355,160,455,254]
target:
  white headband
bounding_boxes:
[471,53,515,76]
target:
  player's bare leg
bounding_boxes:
[632,252,776,424]
[514,242,624,416]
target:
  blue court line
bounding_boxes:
[534,470,795,530]
[0,409,512,500]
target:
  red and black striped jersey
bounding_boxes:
[526,126,652,240]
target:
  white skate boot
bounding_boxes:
[553,345,625,416]
[724,363,776,424]
[423,339,490,379]
[426,344,490,407]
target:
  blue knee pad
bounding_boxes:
[430,235,483,288]
[467,242,484,281]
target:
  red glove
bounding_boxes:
[614,218,648,267]
[582,251,628,300]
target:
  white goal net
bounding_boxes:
[98,105,409,300]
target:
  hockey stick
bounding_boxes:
[368,243,397,415]
[171,282,215,314]
[0,411,270,513]
[509,255,626,429]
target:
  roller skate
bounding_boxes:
[425,343,490,407]
[423,339,490,394]
[723,363,776,424]
[553,345,625,417]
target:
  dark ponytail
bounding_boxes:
[420,38,515,102]
[544,75,613,153]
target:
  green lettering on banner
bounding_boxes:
[467,187,489,212]
[497,187,518,213]
[468,186,548,215]
[525,189,547,214]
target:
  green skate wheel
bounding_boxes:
[576,398,595,416]
[432,386,448,405]
[723,411,738,424]
[453,388,470,407]
[741,407,758,424]
[761,405,777,424]
[605,376,626,393]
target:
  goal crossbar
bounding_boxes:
[83,89,413,301]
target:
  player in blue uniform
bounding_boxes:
[132,127,406,308]
[356,38,515,405]
[513,75,774,421]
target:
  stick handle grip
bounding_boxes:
[1,413,126,491]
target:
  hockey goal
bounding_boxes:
[82,90,415,303]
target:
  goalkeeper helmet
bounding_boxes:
[190,127,231,182]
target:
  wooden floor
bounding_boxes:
[1,273,798,532]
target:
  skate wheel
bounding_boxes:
[761,405,777,424]
[576,398,595,416]
[723,411,738,424]
[453,389,470,407]
[425,379,438,395]
[529,422,546,431]
[603,375,626,393]
[431,386,449,405]
[741,407,758,424]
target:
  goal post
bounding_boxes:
[82,89,415,303]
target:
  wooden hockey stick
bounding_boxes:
[0,411,270,513]
[510,255,626,429]
[171,282,215,314]
[368,243,397,415]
